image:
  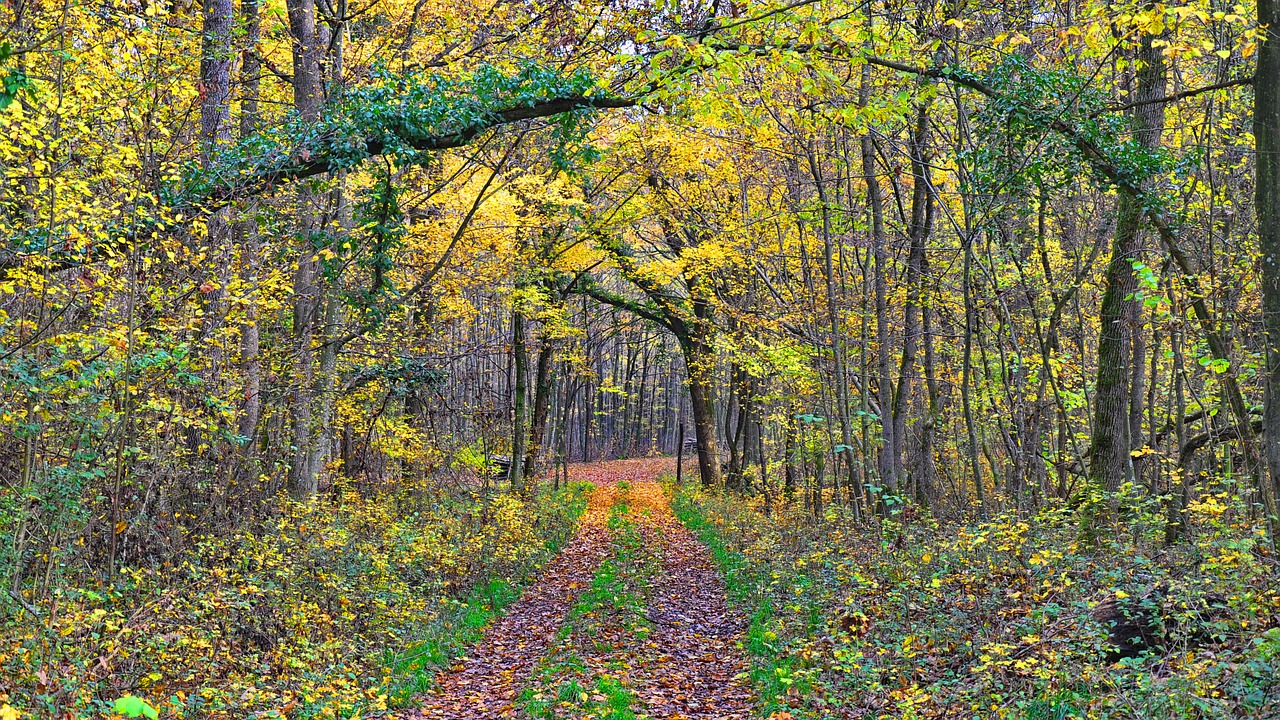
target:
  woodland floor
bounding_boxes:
[404,458,754,719]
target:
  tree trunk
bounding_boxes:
[286,0,324,499]
[962,235,986,509]
[684,338,722,488]
[895,105,935,497]
[805,144,858,503]
[198,0,233,444]
[1088,27,1166,494]
[235,0,261,471]
[523,337,555,485]
[307,292,341,484]
[862,134,897,497]
[1258,0,1280,543]
[510,311,528,490]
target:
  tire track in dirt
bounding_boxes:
[627,481,754,719]
[406,459,674,719]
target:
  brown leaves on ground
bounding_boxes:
[626,483,753,719]
[407,479,618,719]
[403,458,754,719]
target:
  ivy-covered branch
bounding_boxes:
[3,64,632,272]
[567,272,676,333]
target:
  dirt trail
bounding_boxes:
[409,473,619,719]
[627,482,754,719]
[407,458,753,719]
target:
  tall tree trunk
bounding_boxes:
[307,292,341,482]
[235,0,262,471]
[894,105,935,495]
[1257,0,1280,542]
[522,337,555,485]
[1088,26,1166,494]
[199,0,233,261]
[784,414,798,497]
[806,144,858,503]
[862,134,898,497]
[683,335,722,488]
[962,235,986,509]
[198,0,233,455]
[286,0,324,498]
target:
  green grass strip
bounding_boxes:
[521,495,652,719]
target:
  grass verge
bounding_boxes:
[671,483,813,717]
[521,491,654,720]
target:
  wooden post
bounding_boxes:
[676,421,685,485]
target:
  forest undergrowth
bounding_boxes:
[0,479,591,720]
[673,479,1280,719]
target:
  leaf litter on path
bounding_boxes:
[625,481,753,719]
[403,458,753,719]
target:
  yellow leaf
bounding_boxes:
[1,703,19,720]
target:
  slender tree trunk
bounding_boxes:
[523,337,555,485]
[862,135,897,497]
[784,414,798,498]
[199,0,233,346]
[895,106,934,498]
[235,0,262,470]
[920,267,941,507]
[510,311,528,489]
[286,0,324,499]
[962,235,985,510]
[806,144,858,503]
[307,291,342,483]
[1258,0,1280,542]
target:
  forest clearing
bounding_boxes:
[2,0,1280,717]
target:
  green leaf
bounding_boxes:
[114,696,159,720]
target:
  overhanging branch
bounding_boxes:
[3,94,634,272]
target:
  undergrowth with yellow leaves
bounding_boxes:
[673,479,1280,719]
[0,479,591,719]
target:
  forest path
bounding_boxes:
[406,457,753,719]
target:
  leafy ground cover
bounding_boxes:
[0,479,590,720]
[674,483,1280,719]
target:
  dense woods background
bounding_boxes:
[1,0,1279,716]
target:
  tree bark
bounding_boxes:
[522,337,555,485]
[1088,25,1165,493]
[1257,0,1280,541]
[862,135,897,497]
[510,311,528,490]
[235,0,263,467]
[894,105,935,497]
[198,0,234,416]
[805,143,858,503]
[286,0,324,499]
[685,336,723,488]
